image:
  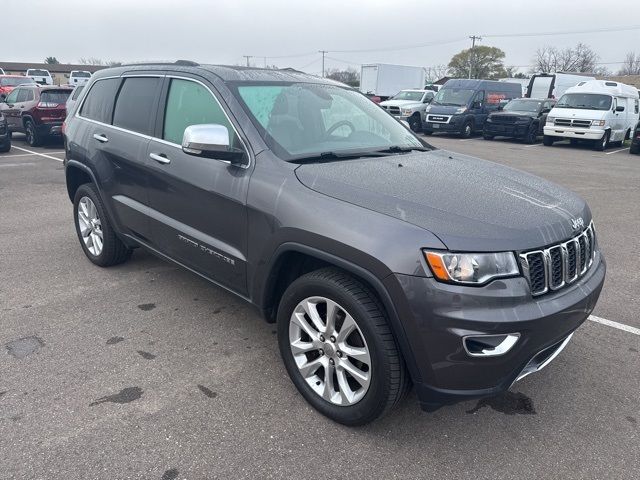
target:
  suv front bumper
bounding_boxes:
[544,125,604,141]
[384,252,605,410]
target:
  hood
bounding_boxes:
[489,110,536,119]
[549,107,607,121]
[295,150,590,252]
[380,99,422,108]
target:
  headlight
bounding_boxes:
[455,107,467,114]
[591,120,605,127]
[424,251,519,285]
[486,116,493,122]
[424,105,432,113]
[401,108,413,116]
[546,116,555,124]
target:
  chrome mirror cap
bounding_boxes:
[181,124,246,164]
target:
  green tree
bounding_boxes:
[325,68,360,87]
[44,56,60,64]
[448,46,507,79]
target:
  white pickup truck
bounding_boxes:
[26,68,53,85]
[379,89,435,132]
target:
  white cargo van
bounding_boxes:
[360,64,426,100]
[26,68,53,85]
[526,73,595,99]
[543,80,640,151]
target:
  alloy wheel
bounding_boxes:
[77,196,104,256]
[289,296,371,406]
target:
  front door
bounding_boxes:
[145,76,251,295]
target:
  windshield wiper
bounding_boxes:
[375,146,428,154]
[290,150,392,163]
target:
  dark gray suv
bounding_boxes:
[63,62,605,425]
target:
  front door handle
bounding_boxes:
[93,133,108,143]
[150,152,170,164]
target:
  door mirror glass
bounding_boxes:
[182,124,246,164]
[616,105,625,112]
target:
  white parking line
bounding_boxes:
[0,153,35,158]
[10,145,64,162]
[588,315,640,336]
[525,143,542,148]
[605,147,629,155]
[459,138,475,142]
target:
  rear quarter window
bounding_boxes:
[79,78,121,124]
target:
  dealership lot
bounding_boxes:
[1,135,638,479]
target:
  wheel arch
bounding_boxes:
[260,243,421,383]
[65,160,97,202]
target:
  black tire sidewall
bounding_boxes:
[25,121,38,147]
[277,275,394,425]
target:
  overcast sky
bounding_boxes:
[4,0,639,75]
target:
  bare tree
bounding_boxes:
[325,68,360,87]
[78,57,105,66]
[532,43,599,73]
[618,52,640,75]
[425,65,449,83]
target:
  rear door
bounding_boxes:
[1,88,21,130]
[144,75,251,294]
[75,75,162,241]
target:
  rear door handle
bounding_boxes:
[150,152,170,164]
[93,133,108,143]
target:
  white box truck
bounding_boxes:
[526,72,595,99]
[360,64,426,99]
[543,80,640,151]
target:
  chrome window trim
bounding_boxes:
[74,73,253,170]
[520,222,596,297]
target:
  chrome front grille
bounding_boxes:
[554,118,592,128]
[520,223,597,296]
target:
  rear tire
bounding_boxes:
[422,131,433,136]
[24,120,42,147]
[630,143,639,154]
[0,138,10,153]
[594,130,610,151]
[483,133,494,140]
[542,135,555,146]
[408,114,422,133]
[73,183,131,267]
[277,268,409,426]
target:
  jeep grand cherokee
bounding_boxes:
[63,62,605,425]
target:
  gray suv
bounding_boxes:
[63,62,605,425]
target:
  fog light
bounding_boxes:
[463,333,520,357]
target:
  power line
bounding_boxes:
[484,24,640,38]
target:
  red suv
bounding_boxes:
[0,85,72,146]
[0,75,36,101]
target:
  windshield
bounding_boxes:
[234,83,425,161]
[0,77,34,87]
[28,70,50,76]
[556,93,612,111]
[432,88,475,107]
[72,71,91,78]
[390,91,424,101]
[504,99,543,113]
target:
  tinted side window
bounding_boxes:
[112,77,161,135]
[163,78,238,146]
[71,85,84,100]
[79,78,121,124]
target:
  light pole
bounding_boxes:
[242,55,253,67]
[319,50,328,77]
[468,36,481,79]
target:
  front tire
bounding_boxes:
[277,268,409,426]
[460,121,473,139]
[408,114,422,133]
[73,183,131,267]
[542,135,555,146]
[524,122,538,144]
[594,130,610,151]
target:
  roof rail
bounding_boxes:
[121,60,200,67]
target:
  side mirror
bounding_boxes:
[497,105,504,111]
[616,105,625,112]
[541,108,551,114]
[472,101,482,109]
[182,124,246,165]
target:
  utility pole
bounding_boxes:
[468,35,481,79]
[319,50,328,77]
[242,55,253,67]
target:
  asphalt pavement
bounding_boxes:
[0,133,638,480]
